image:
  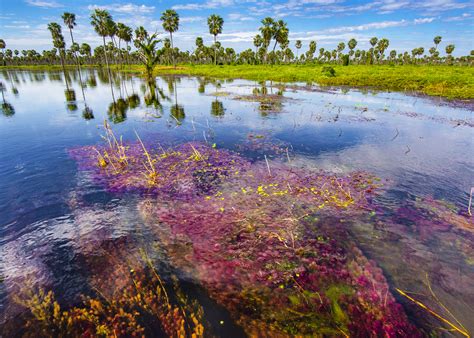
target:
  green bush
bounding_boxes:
[322,66,336,77]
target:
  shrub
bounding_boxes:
[321,66,336,77]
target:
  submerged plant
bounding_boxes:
[67,126,422,336]
[14,254,205,338]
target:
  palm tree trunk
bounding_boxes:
[60,55,70,92]
[69,28,75,45]
[117,38,123,69]
[102,35,115,98]
[103,36,111,71]
[214,35,217,66]
[170,32,175,69]
[68,29,84,93]
[125,42,130,66]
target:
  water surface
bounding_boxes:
[0,69,473,336]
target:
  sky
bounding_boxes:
[0,0,473,56]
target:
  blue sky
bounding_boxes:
[0,0,473,55]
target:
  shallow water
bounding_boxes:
[0,69,473,336]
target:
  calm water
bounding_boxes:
[0,69,473,336]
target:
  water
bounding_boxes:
[0,69,473,336]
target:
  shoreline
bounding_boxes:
[1,64,473,100]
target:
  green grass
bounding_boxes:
[2,64,473,100]
[147,64,474,100]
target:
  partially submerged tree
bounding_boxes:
[134,29,163,78]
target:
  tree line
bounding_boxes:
[1,9,473,72]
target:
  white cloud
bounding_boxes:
[290,32,370,42]
[323,20,408,34]
[87,3,155,15]
[414,0,470,11]
[378,0,410,13]
[443,12,472,21]
[310,17,436,35]
[173,0,234,10]
[218,31,257,42]
[228,13,255,21]
[414,17,436,24]
[180,16,205,23]
[4,25,31,29]
[25,0,62,8]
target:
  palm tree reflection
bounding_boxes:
[77,69,94,120]
[210,79,225,117]
[169,76,185,123]
[211,99,225,117]
[0,81,15,117]
[108,98,127,123]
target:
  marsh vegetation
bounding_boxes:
[0,68,473,336]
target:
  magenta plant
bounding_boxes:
[69,136,420,336]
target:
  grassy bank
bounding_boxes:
[3,64,473,100]
[149,64,474,100]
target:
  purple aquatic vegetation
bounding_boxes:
[69,136,420,336]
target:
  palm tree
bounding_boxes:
[116,23,132,66]
[306,41,316,61]
[163,38,172,64]
[80,43,91,63]
[90,9,114,70]
[259,17,275,64]
[207,14,224,65]
[134,28,163,78]
[389,50,397,62]
[135,26,148,42]
[348,38,357,58]
[377,38,390,61]
[160,9,179,67]
[62,12,76,45]
[445,44,455,63]
[369,37,378,64]
[272,20,288,53]
[370,37,378,48]
[0,39,5,66]
[253,34,262,61]
[295,40,302,62]
[47,22,66,70]
[195,37,204,48]
[434,36,442,50]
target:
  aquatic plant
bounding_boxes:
[68,127,421,336]
[396,287,470,337]
[236,132,290,158]
[14,255,205,338]
[234,85,288,114]
[70,128,248,197]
